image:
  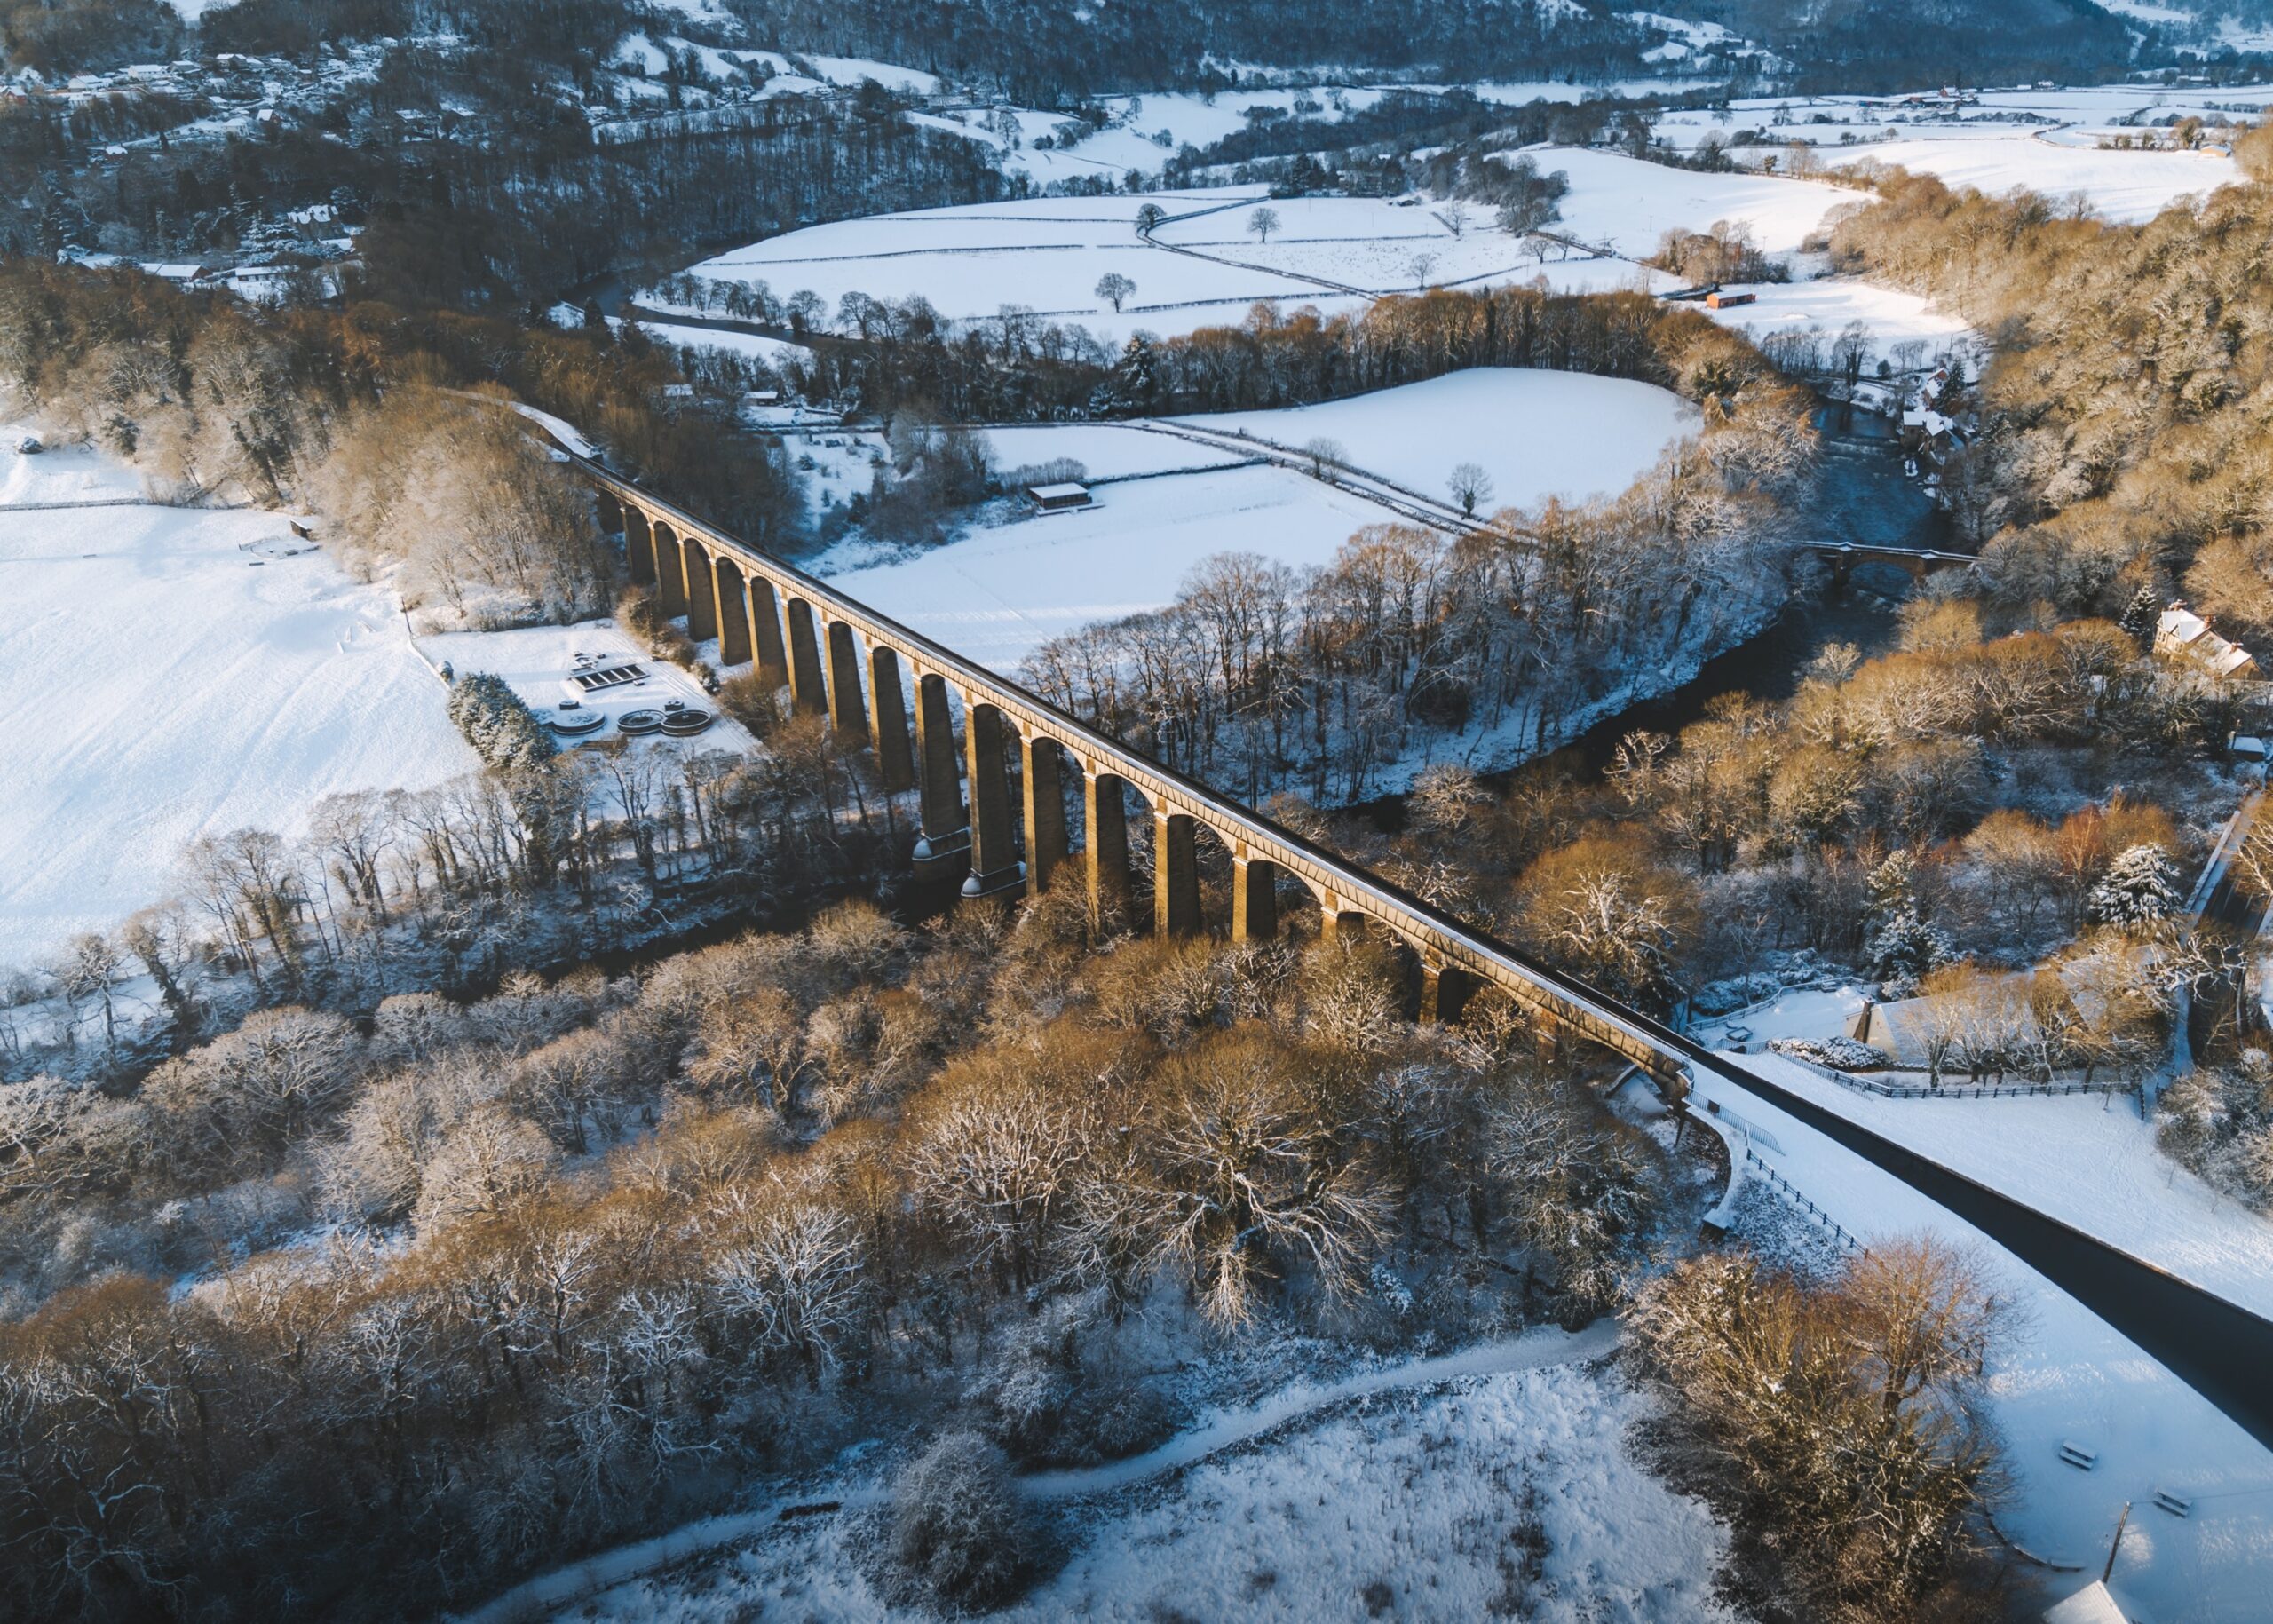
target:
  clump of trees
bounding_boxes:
[2159,1050,2273,1211]
[0,882,1674,1620]
[1632,1239,2017,1624]
[1025,360,1816,802]
[1827,154,2273,618]
[1651,218,1788,285]
[310,385,614,626]
[0,258,804,611]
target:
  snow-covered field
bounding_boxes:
[1699,1054,2273,1623]
[1173,368,1697,511]
[1842,134,2234,224]
[821,463,1400,669]
[683,190,1654,344]
[627,318,816,372]
[685,191,1344,341]
[1647,86,2249,226]
[1690,276,1976,362]
[0,437,474,967]
[979,423,1251,481]
[1541,146,1865,260]
[1762,1072,2273,1321]
[1148,193,1665,296]
[486,1326,1742,1624]
[823,371,1696,671]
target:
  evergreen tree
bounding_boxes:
[2118,583,2162,650]
[446,672,558,773]
[1867,907,1950,988]
[1865,849,1919,927]
[2089,842,2181,927]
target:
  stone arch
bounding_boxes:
[652,522,687,616]
[959,696,1025,900]
[713,556,752,667]
[1018,727,1073,897]
[911,669,971,872]
[1079,761,1135,913]
[782,595,827,715]
[624,507,655,586]
[680,535,719,643]
[594,490,622,543]
[824,619,869,742]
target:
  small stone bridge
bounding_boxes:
[1812,540,1976,585]
[582,459,2273,1454]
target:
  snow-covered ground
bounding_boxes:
[1172,368,1696,511]
[477,1324,1744,1624]
[681,190,1663,344]
[1843,134,2234,225]
[685,190,1345,343]
[416,622,755,753]
[0,435,474,966]
[1646,85,2251,226]
[822,371,1696,671]
[820,463,1402,669]
[1690,276,1976,362]
[1762,1071,2273,1321]
[1147,193,1667,297]
[1691,983,1870,1050]
[627,318,816,372]
[1540,146,1865,260]
[979,423,1251,481]
[1698,1053,2273,1623]
[912,79,1712,189]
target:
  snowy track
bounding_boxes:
[453,1322,1619,1623]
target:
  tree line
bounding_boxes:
[0,257,803,614]
[1019,372,1815,804]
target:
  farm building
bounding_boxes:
[1025,480,1094,513]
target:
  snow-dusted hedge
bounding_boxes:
[1767,1035,1890,1072]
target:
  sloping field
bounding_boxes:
[0,439,472,965]
[1175,368,1698,511]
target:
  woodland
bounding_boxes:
[7,8,2273,1620]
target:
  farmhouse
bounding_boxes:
[1703,289,1754,309]
[2157,604,2258,680]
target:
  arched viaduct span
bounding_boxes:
[582,459,2273,1454]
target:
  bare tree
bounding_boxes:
[1446,461,1494,518]
[1302,436,1346,482]
[1093,272,1136,313]
[1247,205,1281,244]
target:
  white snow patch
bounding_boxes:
[819,463,1400,670]
[1759,1069,2273,1321]
[495,1327,1741,1624]
[1173,368,1698,512]
[416,622,754,751]
[0,439,473,965]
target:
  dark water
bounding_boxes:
[1350,585,1902,833]
[1567,589,1899,770]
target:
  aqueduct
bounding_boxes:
[574,454,2273,1453]
[595,460,1680,1078]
